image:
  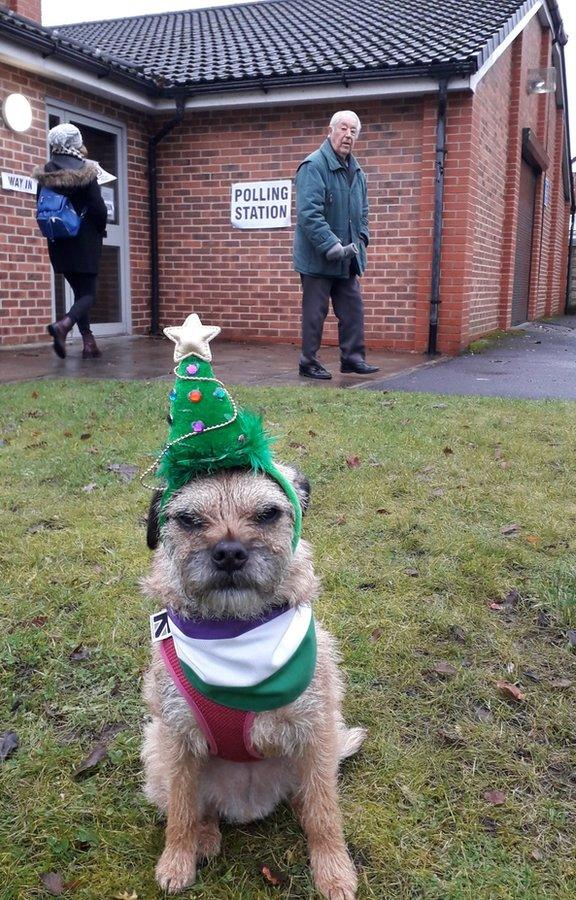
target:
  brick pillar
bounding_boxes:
[4,0,42,22]
[498,32,524,328]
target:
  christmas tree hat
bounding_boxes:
[147,314,302,550]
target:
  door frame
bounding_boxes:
[45,100,132,336]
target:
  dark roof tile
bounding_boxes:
[48,0,537,90]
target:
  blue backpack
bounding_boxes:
[36,187,84,241]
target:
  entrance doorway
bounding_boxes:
[511,158,537,326]
[46,105,131,336]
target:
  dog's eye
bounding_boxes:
[253,505,281,525]
[173,513,205,531]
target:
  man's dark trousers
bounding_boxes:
[300,273,366,366]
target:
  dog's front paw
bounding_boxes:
[155,847,197,893]
[312,851,357,900]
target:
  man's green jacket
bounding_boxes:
[293,138,369,279]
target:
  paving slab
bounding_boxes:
[363,317,576,400]
[0,334,423,389]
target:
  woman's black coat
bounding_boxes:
[34,160,108,274]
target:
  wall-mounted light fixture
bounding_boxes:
[2,93,33,132]
[527,67,557,95]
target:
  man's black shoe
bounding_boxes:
[340,360,380,375]
[299,362,332,380]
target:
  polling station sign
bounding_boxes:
[231,180,291,229]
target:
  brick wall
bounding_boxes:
[0,61,150,345]
[155,98,428,351]
[4,0,41,22]
[434,12,570,352]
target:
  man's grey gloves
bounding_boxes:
[326,241,359,261]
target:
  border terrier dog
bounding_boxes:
[141,465,365,898]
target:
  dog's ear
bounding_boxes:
[146,489,164,549]
[275,463,311,514]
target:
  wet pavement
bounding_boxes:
[0,333,423,389]
[366,317,576,400]
[2,316,575,399]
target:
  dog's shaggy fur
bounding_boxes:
[141,466,365,897]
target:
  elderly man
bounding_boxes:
[293,110,379,379]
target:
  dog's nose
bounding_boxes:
[211,539,249,572]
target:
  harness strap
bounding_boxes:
[160,637,262,763]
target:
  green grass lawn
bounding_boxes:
[1,380,575,900]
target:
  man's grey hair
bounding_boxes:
[329,110,361,134]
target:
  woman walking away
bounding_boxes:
[35,124,108,359]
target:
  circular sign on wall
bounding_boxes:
[2,93,33,133]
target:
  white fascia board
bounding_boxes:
[0,38,156,111]
[155,76,471,113]
[469,1,543,92]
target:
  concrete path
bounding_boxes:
[0,333,422,389]
[365,317,576,400]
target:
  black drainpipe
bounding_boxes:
[148,97,186,335]
[428,78,448,355]
[565,180,576,313]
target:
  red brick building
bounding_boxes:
[0,0,572,354]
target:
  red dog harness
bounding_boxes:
[161,637,262,762]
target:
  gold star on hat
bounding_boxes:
[163,314,221,362]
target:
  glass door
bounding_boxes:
[47,106,130,336]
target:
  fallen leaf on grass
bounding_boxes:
[346,455,361,468]
[376,508,390,515]
[404,568,419,577]
[549,678,572,690]
[370,628,383,642]
[501,523,521,536]
[40,873,64,895]
[69,644,91,663]
[522,669,541,683]
[82,483,97,493]
[107,463,139,483]
[0,731,19,762]
[566,629,576,649]
[74,742,108,779]
[63,430,72,437]
[496,681,526,702]
[259,864,286,887]
[80,433,91,440]
[531,848,544,862]
[489,602,504,611]
[333,515,347,525]
[442,446,453,455]
[484,789,506,806]
[112,891,138,899]
[432,661,457,677]
[31,390,39,399]
[524,534,541,546]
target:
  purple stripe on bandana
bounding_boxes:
[167,603,290,640]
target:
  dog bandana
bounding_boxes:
[153,604,317,762]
